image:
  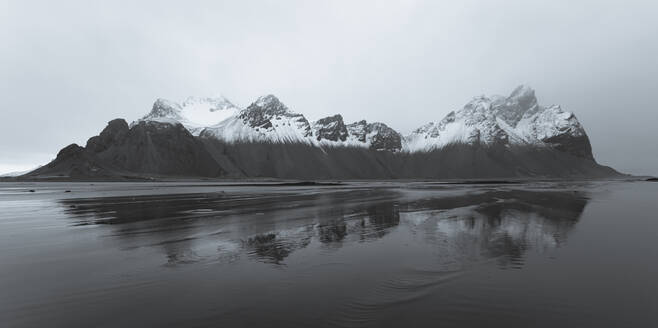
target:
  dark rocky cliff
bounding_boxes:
[26,119,222,179]
[25,118,620,180]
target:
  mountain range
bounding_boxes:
[24,85,620,180]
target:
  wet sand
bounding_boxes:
[1,180,656,327]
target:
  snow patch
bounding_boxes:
[404,85,587,152]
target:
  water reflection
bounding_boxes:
[317,219,347,244]
[426,190,588,268]
[58,187,588,267]
[244,230,313,264]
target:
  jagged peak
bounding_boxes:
[413,121,436,134]
[509,84,535,99]
[147,95,240,121]
[313,114,348,142]
[57,143,84,158]
[139,94,242,136]
[106,118,130,130]
[153,98,179,106]
[463,96,494,112]
[139,85,587,157]
[365,122,402,151]
[231,94,312,138]
[242,94,294,118]
[404,84,591,155]
[150,98,182,117]
[253,94,283,107]
[367,121,394,131]
[85,119,130,153]
[315,114,344,124]
[507,84,538,112]
[345,119,365,127]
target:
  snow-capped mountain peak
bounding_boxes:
[310,116,402,151]
[253,94,284,109]
[238,95,308,131]
[405,85,592,158]
[150,98,183,119]
[200,95,314,144]
[137,85,591,158]
[137,95,241,135]
[494,84,540,126]
[313,114,348,142]
[182,95,239,112]
[509,84,536,104]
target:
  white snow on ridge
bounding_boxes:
[200,95,316,145]
[136,96,240,136]
[404,119,474,151]
[136,85,586,153]
[403,85,587,152]
[201,115,316,145]
[515,105,585,141]
[179,96,240,127]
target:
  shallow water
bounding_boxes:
[1,181,656,327]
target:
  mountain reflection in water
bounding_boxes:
[59,187,588,268]
[6,181,658,328]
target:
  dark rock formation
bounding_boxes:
[85,119,129,153]
[197,139,618,180]
[314,114,348,142]
[346,120,368,143]
[25,111,619,180]
[26,119,222,179]
[345,120,402,151]
[239,95,312,136]
[492,85,540,125]
[367,122,402,151]
[541,133,594,160]
[145,99,182,120]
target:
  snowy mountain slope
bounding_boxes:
[313,114,349,142]
[199,96,402,150]
[310,117,401,151]
[344,120,402,151]
[404,85,591,158]
[28,84,618,180]
[137,96,240,135]
[135,85,591,158]
[29,116,619,180]
[200,95,315,144]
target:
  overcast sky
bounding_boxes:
[1,0,657,175]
